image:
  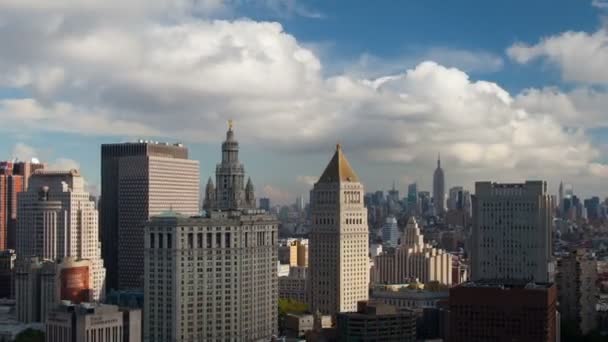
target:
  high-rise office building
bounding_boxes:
[373,217,452,286]
[0,160,45,250]
[100,141,199,290]
[471,181,553,283]
[558,181,564,217]
[406,183,417,215]
[447,186,464,211]
[308,144,369,315]
[432,154,445,217]
[381,216,399,248]
[15,257,57,323]
[584,196,600,221]
[0,249,16,299]
[556,249,598,335]
[16,170,106,301]
[144,124,278,341]
[259,197,271,211]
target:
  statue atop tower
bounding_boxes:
[205,121,257,211]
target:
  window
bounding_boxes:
[150,233,155,249]
[216,233,222,247]
[188,233,193,249]
[207,233,212,248]
[225,233,231,248]
[159,233,164,249]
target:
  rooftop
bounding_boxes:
[317,144,359,183]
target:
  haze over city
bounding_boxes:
[2,0,608,203]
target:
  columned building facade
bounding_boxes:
[144,124,278,342]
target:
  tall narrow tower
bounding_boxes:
[309,144,369,315]
[211,121,256,210]
[558,181,564,217]
[433,154,445,216]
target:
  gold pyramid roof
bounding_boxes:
[318,144,360,183]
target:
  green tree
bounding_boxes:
[15,329,44,342]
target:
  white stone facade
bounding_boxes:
[308,145,369,315]
[144,212,278,342]
[16,170,106,301]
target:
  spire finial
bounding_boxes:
[228,119,233,131]
[437,152,441,168]
[336,142,342,151]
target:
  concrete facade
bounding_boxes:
[16,170,106,301]
[308,145,369,316]
[145,126,277,342]
[556,249,598,335]
[471,181,553,283]
[336,301,416,342]
[101,142,199,291]
[46,302,141,342]
[373,217,452,286]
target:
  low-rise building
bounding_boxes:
[449,281,558,342]
[336,301,416,341]
[370,283,448,312]
[279,266,307,303]
[45,302,141,342]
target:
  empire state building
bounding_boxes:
[433,154,446,216]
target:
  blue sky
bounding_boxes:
[1,0,608,203]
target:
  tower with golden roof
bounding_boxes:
[308,144,369,315]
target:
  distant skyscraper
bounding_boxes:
[0,160,45,250]
[381,216,399,248]
[418,191,432,216]
[584,196,600,221]
[373,217,452,286]
[100,141,199,290]
[387,181,399,203]
[406,183,417,215]
[296,195,305,212]
[145,124,278,341]
[309,144,369,315]
[16,170,106,301]
[259,197,271,211]
[432,154,445,216]
[471,181,553,283]
[447,186,464,211]
[558,181,564,216]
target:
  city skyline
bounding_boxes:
[1,1,608,202]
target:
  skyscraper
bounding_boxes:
[471,181,553,283]
[556,249,598,335]
[0,160,45,250]
[558,181,564,217]
[145,124,278,341]
[373,217,452,286]
[381,216,399,248]
[16,170,106,300]
[308,144,369,315]
[406,183,417,215]
[100,141,199,290]
[432,154,445,217]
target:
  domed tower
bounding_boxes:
[245,177,255,209]
[203,177,215,211]
[212,120,254,211]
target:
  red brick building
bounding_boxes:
[449,281,558,342]
[0,161,44,250]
